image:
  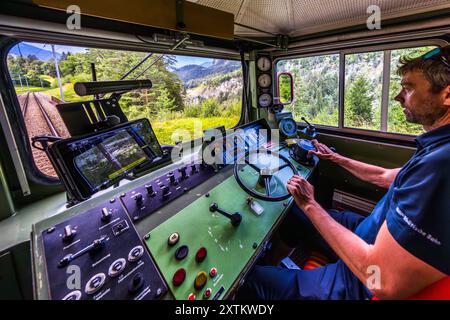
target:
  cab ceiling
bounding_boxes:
[187,0,450,37]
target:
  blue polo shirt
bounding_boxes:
[354,123,450,275]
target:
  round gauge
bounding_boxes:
[258,93,272,107]
[279,118,298,137]
[257,56,271,72]
[258,74,271,88]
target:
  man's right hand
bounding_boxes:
[308,139,339,161]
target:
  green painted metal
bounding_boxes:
[145,156,310,300]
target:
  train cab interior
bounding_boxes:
[0,0,449,300]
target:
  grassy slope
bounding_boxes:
[152,116,239,145]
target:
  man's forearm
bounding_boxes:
[331,154,397,189]
[303,202,373,284]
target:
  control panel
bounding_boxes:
[144,177,288,300]
[33,119,318,300]
[41,200,167,300]
[120,161,218,222]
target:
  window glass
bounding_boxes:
[388,46,437,135]
[277,54,339,126]
[344,51,384,131]
[8,42,242,177]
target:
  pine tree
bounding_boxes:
[347,75,373,127]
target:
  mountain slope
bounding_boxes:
[173,59,240,83]
[9,43,61,61]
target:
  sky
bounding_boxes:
[26,42,212,68]
[30,43,87,54]
[171,55,212,68]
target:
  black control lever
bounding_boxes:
[58,235,108,268]
[301,117,317,138]
[209,203,242,227]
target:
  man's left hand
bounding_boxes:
[287,175,317,210]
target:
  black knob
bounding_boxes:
[145,184,155,196]
[128,272,144,294]
[134,193,143,206]
[178,166,188,179]
[161,185,170,198]
[169,173,177,185]
[191,164,198,174]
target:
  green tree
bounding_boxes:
[346,75,373,127]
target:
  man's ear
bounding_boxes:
[443,85,450,107]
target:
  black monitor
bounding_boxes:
[48,119,162,202]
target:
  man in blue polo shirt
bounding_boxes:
[237,46,450,300]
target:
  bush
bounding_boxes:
[184,103,203,117]
[202,98,220,117]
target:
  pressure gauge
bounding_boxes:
[258,93,272,107]
[257,56,271,72]
[258,74,271,88]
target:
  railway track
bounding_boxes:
[32,92,60,137]
[22,91,30,117]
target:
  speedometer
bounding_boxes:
[258,93,272,107]
[257,56,271,72]
[258,74,271,88]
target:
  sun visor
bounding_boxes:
[33,0,234,40]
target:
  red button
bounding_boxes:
[172,268,186,286]
[188,293,196,300]
[195,247,207,262]
[209,267,217,278]
[203,288,212,299]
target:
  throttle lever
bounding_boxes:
[209,203,242,227]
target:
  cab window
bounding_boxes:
[7,42,243,177]
[276,44,437,136]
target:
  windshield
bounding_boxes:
[7,42,243,177]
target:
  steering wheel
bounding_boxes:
[233,149,298,202]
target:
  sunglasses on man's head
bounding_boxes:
[421,46,450,69]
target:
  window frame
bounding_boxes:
[274,39,448,141]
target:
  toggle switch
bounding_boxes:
[168,172,178,185]
[145,184,155,197]
[101,207,112,222]
[134,193,143,206]
[161,185,171,198]
[62,225,76,242]
[178,166,188,179]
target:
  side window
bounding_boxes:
[276,54,339,126]
[388,46,436,135]
[277,44,438,136]
[344,51,384,130]
[8,42,243,178]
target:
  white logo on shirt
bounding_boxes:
[395,207,441,246]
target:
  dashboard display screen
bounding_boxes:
[50,119,162,200]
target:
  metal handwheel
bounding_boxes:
[233,149,298,202]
